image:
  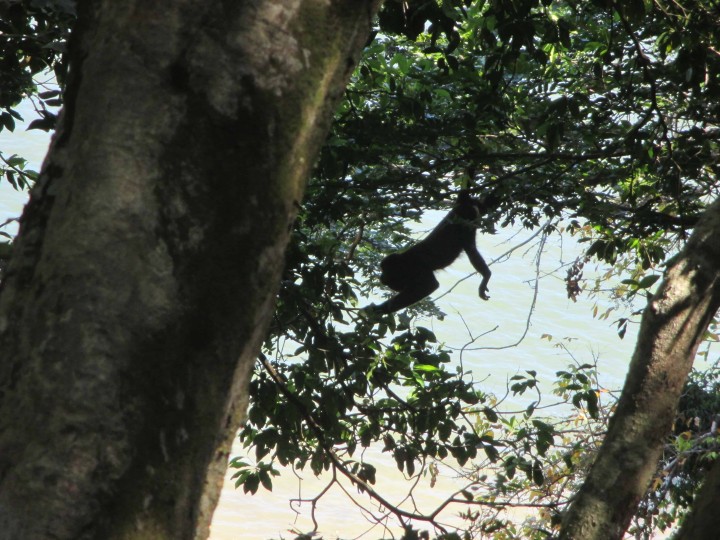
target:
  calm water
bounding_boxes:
[1,104,638,540]
[208,223,637,539]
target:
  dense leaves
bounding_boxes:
[0,0,71,190]
[319,0,718,265]
[0,0,71,275]
[235,0,720,537]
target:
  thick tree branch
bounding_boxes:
[559,196,720,539]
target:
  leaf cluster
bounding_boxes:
[0,0,72,191]
[236,0,720,536]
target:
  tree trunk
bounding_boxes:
[0,1,378,539]
[673,456,720,539]
[559,196,720,539]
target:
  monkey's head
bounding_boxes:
[479,192,501,212]
[456,189,498,210]
[455,190,480,219]
[455,189,499,232]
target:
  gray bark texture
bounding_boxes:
[559,196,720,539]
[0,1,379,538]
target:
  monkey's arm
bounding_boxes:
[465,243,491,300]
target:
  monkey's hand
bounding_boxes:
[479,283,490,301]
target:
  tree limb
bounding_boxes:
[559,196,720,539]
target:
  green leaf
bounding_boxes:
[483,406,498,422]
[637,274,660,289]
[414,363,439,372]
[259,470,273,491]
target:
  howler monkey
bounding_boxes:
[373,190,492,314]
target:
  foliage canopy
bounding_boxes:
[239,0,720,536]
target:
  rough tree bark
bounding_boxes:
[559,196,720,539]
[0,1,379,539]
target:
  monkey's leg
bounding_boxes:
[378,273,439,313]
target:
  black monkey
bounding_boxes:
[373,190,492,314]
